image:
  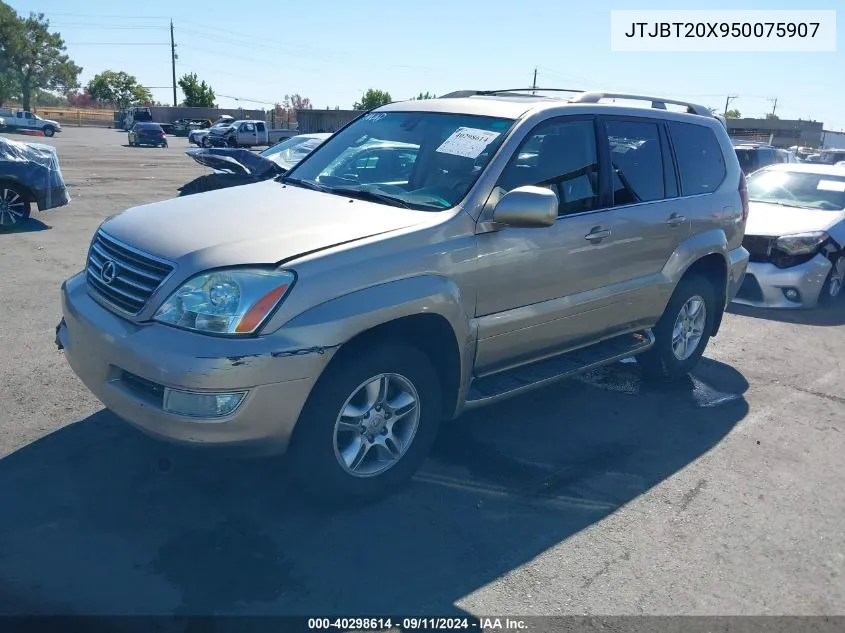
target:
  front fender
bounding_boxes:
[280,274,473,349]
[277,275,475,401]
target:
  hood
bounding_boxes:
[209,125,235,136]
[186,148,280,177]
[99,179,434,268]
[745,201,845,237]
[44,119,60,127]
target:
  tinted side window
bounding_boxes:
[668,122,727,195]
[498,119,599,216]
[256,122,266,132]
[605,119,665,204]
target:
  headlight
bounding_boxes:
[154,268,295,335]
[775,231,829,255]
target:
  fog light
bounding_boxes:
[783,288,801,302]
[163,388,247,419]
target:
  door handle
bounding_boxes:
[584,227,611,241]
[666,214,686,227]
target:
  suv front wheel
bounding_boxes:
[638,275,715,382]
[288,342,442,503]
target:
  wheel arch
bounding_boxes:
[663,229,731,336]
[0,177,35,203]
[279,275,473,420]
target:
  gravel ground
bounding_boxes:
[0,128,843,619]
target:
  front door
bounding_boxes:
[473,116,626,373]
[237,122,257,146]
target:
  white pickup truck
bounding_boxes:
[205,119,297,148]
[0,109,62,137]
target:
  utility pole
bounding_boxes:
[532,67,537,94]
[170,20,177,107]
[723,95,738,117]
[768,97,778,117]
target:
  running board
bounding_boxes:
[464,330,655,409]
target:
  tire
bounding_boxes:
[637,275,715,383]
[226,137,237,148]
[0,183,32,228]
[820,255,844,306]
[43,125,55,137]
[287,342,443,504]
[201,136,211,148]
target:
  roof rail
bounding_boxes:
[567,92,713,117]
[439,88,585,99]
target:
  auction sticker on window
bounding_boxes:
[817,180,845,192]
[436,127,500,159]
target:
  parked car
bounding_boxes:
[733,163,845,309]
[0,116,5,131]
[734,142,797,175]
[57,89,748,501]
[0,108,62,137]
[171,118,211,137]
[128,122,168,148]
[189,116,235,147]
[0,136,70,228]
[179,133,331,196]
[206,119,298,148]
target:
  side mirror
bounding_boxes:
[492,186,558,228]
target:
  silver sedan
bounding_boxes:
[733,163,845,309]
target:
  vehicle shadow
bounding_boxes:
[0,217,51,234]
[0,357,748,618]
[728,299,845,327]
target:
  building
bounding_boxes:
[296,109,362,133]
[821,130,845,150]
[725,118,823,149]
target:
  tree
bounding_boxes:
[284,93,312,110]
[178,72,215,107]
[353,88,392,110]
[725,109,741,119]
[87,70,151,110]
[0,7,81,111]
[412,91,436,100]
[765,113,779,120]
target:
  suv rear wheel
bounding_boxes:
[288,342,442,503]
[637,275,715,382]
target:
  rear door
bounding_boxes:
[596,116,690,323]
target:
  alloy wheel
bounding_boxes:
[672,295,707,361]
[0,188,27,227]
[333,372,421,477]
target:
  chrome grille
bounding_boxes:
[86,230,174,315]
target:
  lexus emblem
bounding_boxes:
[101,259,118,284]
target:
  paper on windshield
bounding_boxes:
[817,180,845,192]
[436,127,500,159]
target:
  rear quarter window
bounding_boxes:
[668,121,727,195]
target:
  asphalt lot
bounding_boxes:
[0,127,844,618]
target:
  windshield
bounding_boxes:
[283,111,514,210]
[260,135,327,171]
[747,168,845,210]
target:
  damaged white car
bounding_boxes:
[734,163,845,309]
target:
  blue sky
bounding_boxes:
[8,0,845,130]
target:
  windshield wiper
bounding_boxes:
[280,176,332,192]
[329,187,413,209]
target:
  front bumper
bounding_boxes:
[731,253,832,309]
[58,272,336,454]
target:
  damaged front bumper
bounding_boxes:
[732,253,832,309]
[58,272,337,455]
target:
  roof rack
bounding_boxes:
[567,92,712,117]
[439,88,584,99]
[439,88,717,120]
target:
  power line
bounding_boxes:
[66,42,170,46]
